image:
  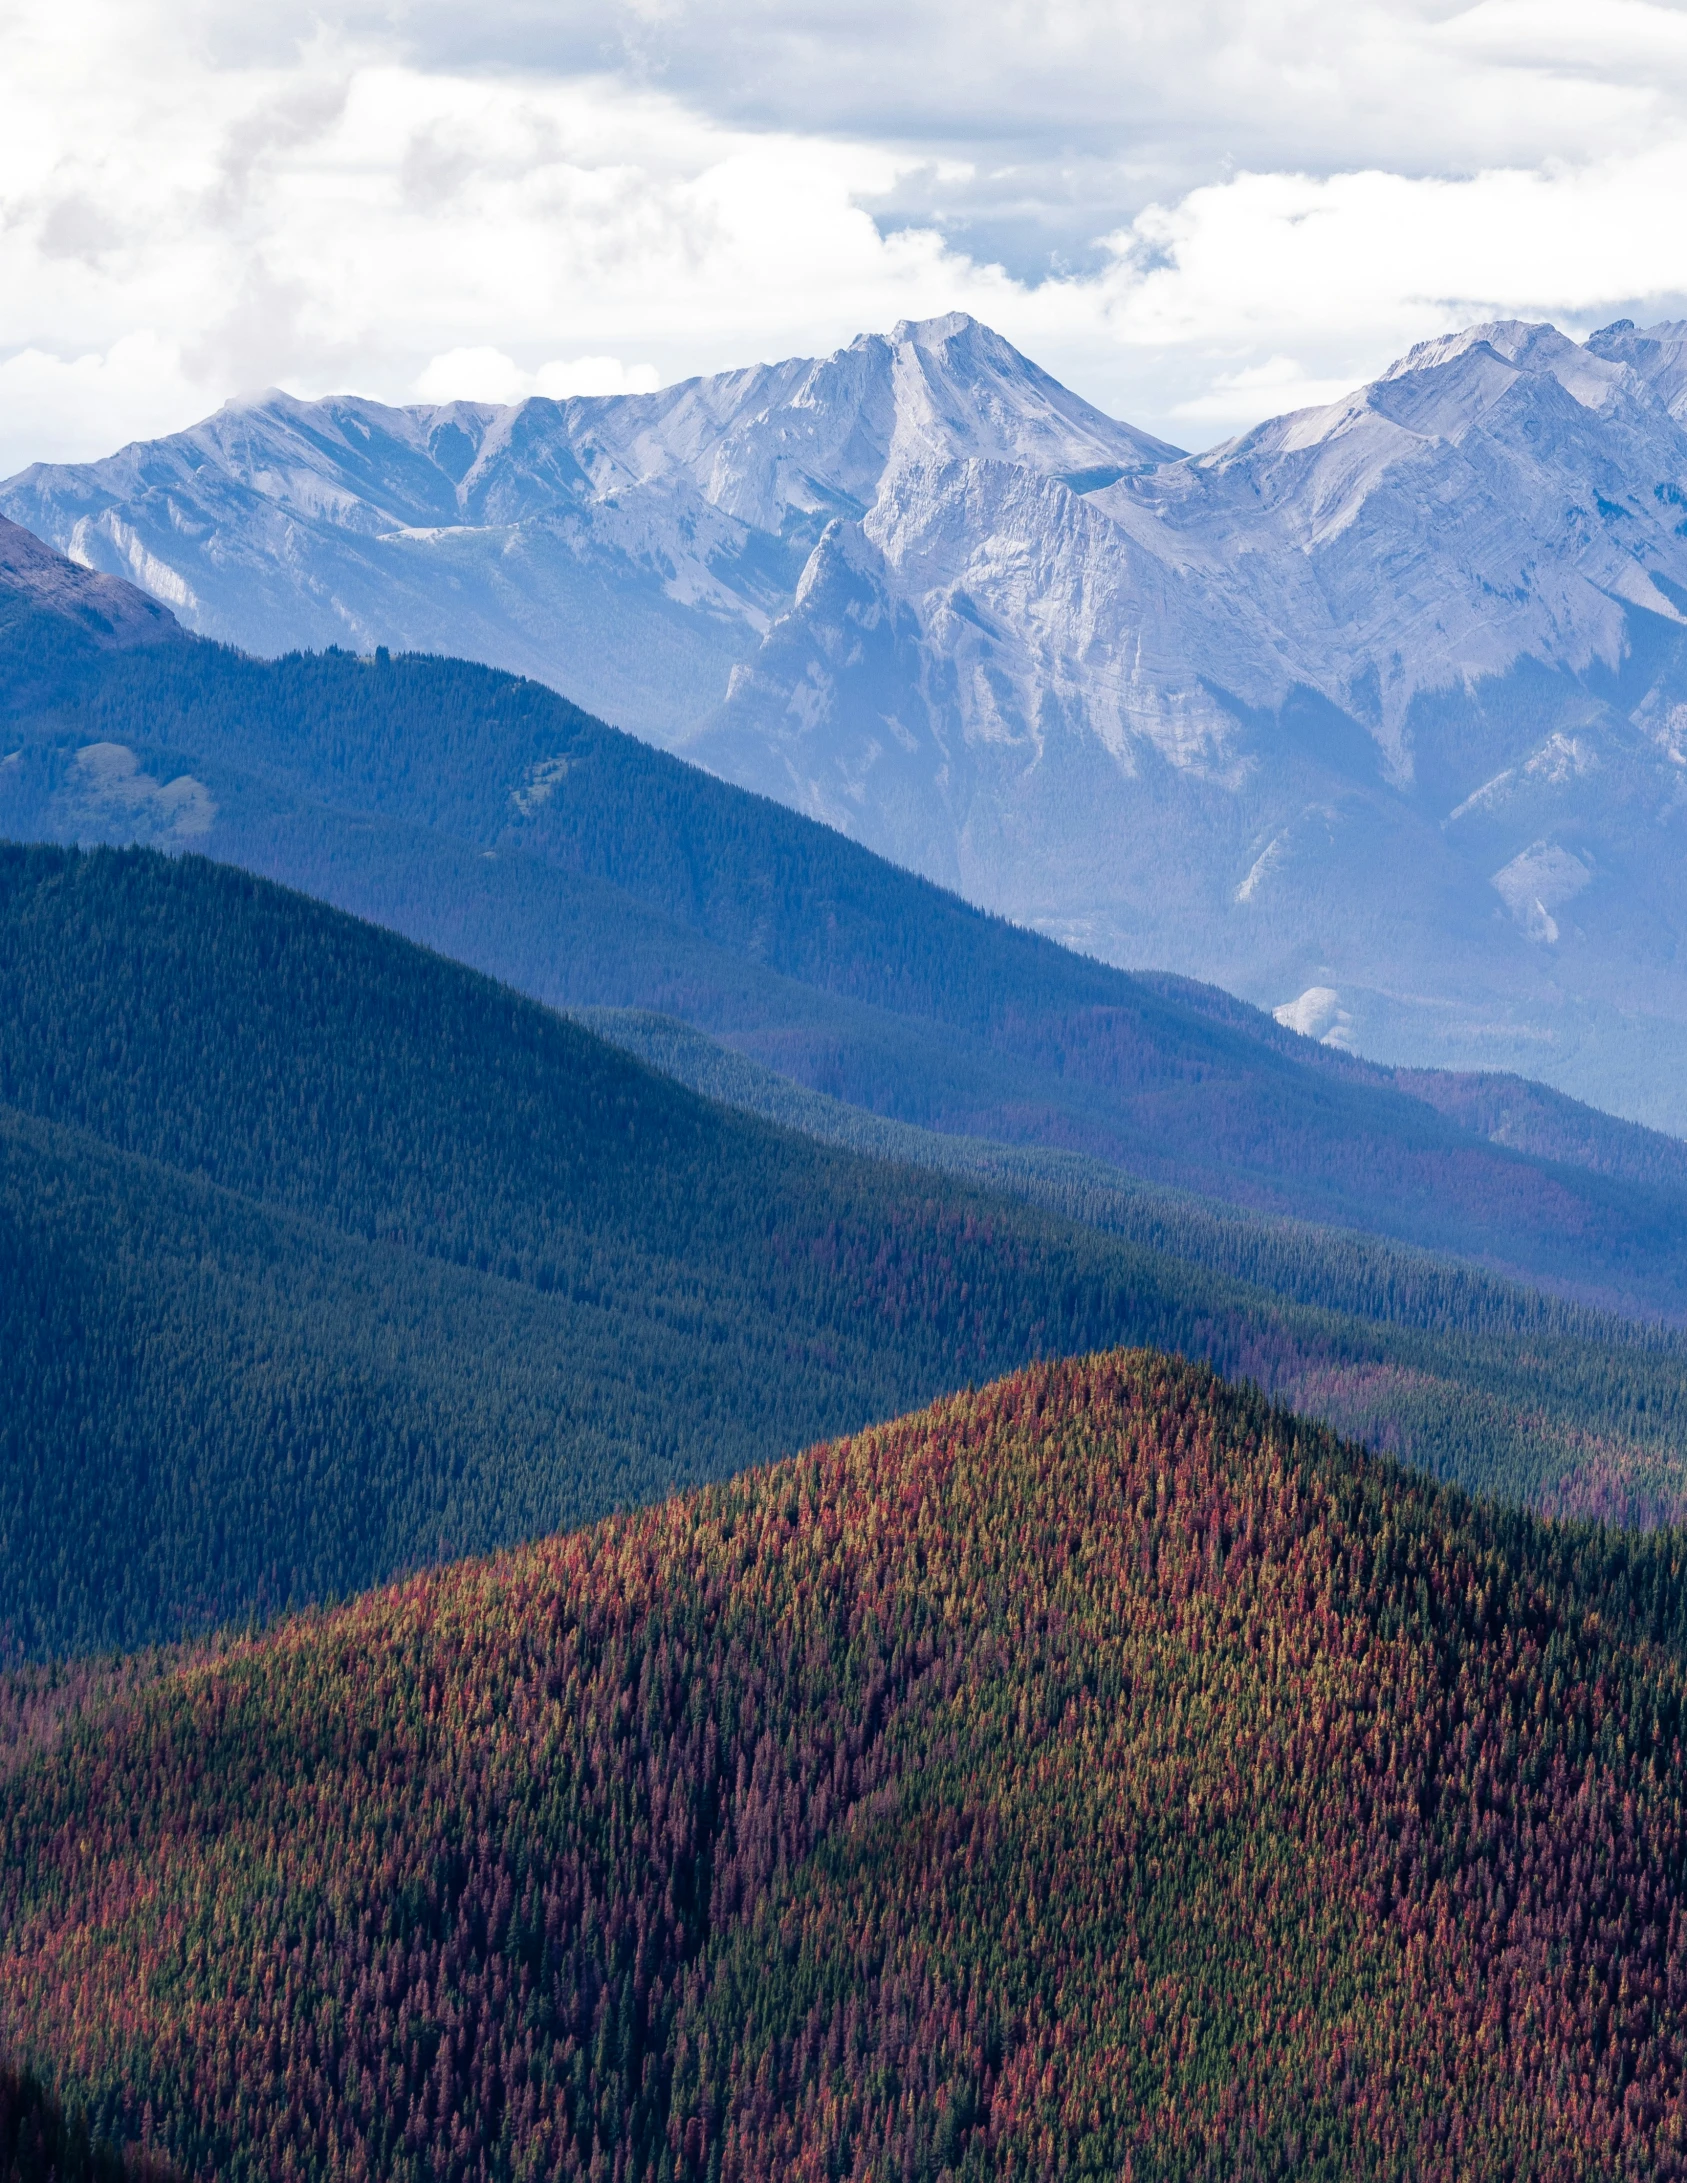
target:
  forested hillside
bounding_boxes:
[11,1351,1687,2179]
[0,842,1227,1654]
[581,1006,1687,1338]
[7,566,1687,1315]
[0,515,181,714]
[10,842,1687,1656]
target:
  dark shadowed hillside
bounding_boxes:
[0,2054,174,2183]
[10,1351,1687,2178]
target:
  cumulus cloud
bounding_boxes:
[2,0,1687,471]
[0,334,201,467]
[413,349,661,402]
[1168,358,1369,427]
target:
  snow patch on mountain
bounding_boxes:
[1492,842,1594,945]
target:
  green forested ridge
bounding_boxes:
[12,1351,1687,2178]
[0,839,1195,1654]
[579,1005,1687,1341]
[8,842,1687,1657]
[8,601,1687,1312]
[2,1100,999,1656]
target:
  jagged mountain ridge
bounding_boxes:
[8,313,1687,1124]
[0,317,1172,748]
[1118,319,1687,745]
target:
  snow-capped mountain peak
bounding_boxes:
[870,311,1181,481]
[1121,313,1687,740]
[573,312,1180,535]
[1587,318,1687,423]
[1376,319,1629,415]
[12,313,1687,1125]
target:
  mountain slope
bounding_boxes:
[0,514,183,716]
[0,516,180,658]
[0,842,1220,1654]
[11,317,1687,1118]
[4,1095,997,1658]
[13,841,1687,1654]
[9,1351,1687,2179]
[577,1001,1687,1334]
[8,605,1687,1318]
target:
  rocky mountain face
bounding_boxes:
[7,313,1687,1127]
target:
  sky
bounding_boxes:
[2,0,1686,473]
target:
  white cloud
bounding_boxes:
[1111,152,1687,341]
[3,0,1687,473]
[1168,357,1368,431]
[413,349,531,406]
[413,348,661,402]
[0,334,200,467]
[534,358,661,398]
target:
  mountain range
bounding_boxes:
[10,537,1687,1323]
[10,527,1687,1668]
[12,305,1687,2181]
[9,313,1687,1125]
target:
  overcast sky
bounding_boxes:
[3,0,1686,472]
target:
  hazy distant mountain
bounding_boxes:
[8,313,1687,1125]
[14,552,1687,1327]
